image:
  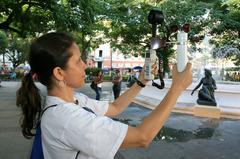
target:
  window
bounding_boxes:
[99,50,103,57]
[98,62,102,68]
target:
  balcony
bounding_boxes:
[94,57,103,61]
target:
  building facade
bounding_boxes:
[86,43,145,72]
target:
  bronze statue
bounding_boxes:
[191,69,217,106]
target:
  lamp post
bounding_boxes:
[110,48,113,77]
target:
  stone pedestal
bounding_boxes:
[193,105,221,119]
[197,99,217,106]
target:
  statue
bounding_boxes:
[191,69,217,106]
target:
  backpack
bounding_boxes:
[30,123,44,159]
[30,105,94,159]
[126,75,135,88]
[90,81,97,90]
[30,105,57,159]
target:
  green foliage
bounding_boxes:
[102,0,240,68]
[0,0,239,68]
[122,76,128,82]
[0,0,109,62]
[85,67,92,75]
[224,66,240,81]
[225,66,240,72]
[102,0,152,55]
[103,75,111,81]
[85,67,102,76]
[5,34,30,68]
[0,0,98,37]
[0,31,8,54]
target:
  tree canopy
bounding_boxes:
[106,0,240,66]
[0,0,239,67]
[0,0,108,62]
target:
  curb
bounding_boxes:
[133,98,240,120]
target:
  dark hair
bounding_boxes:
[16,32,75,138]
[97,69,102,75]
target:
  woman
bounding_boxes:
[112,69,122,99]
[92,70,104,100]
[16,32,192,159]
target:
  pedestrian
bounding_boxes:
[16,32,192,159]
[10,71,17,80]
[135,70,140,79]
[126,68,135,88]
[112,69,122,99]
[0,69,2,87]
[0,76,1,87]
[92,70,104,100]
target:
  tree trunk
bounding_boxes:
[2,52,5,68]
[82,50,88,63]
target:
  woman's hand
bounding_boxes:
[171,63,192,92]
[138,63,158,84]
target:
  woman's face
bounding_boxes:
[63,42,86,88]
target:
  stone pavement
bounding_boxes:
[0,82,32,159]
[0,81,240,159]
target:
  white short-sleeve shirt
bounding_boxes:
[41,92,128,159]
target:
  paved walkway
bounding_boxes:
[0,81,240,159]
[0,82,32,159]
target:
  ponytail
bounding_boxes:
[16,73,42,139]
[16,32,74,138]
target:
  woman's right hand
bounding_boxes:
[171,63,192,93]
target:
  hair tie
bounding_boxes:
[31,72,38,81]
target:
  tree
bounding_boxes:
[0,0,87,36]
[100,0,210,71]
[1,0,239,67]
[0,31,9,68]
[5,34,30,68]
[73,0,110,62]
[100,0,240,69]
[0,31,8,53]
[0,0,109,62]
[209,0,240,65]
[101,0,152,55]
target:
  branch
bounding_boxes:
[20,1,53,11]
[3,11,15,27]
[0,1,52,35]
[85,37,93,49]
[8,26,22,35]
[0,24,22,36]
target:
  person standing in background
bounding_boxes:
[126,68,135,88]
[93,70,104,100]
[112,69,122,99]
[135,70,140,79]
